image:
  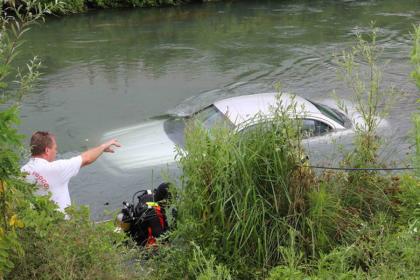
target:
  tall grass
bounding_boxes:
[167,96,322,277]
[334,26,397,220]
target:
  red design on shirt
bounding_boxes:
[32,171,49,190]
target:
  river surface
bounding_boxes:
[13,0,420,219]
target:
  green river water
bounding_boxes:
[15,0,420,218]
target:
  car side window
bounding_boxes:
[240,119,332,138]
[302,119,331,137]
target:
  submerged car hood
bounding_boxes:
[100,118,184,172]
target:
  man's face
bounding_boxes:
[46,137,57,162]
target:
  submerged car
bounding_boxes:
[100,92,370,174]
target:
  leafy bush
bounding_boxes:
[0,1,51,276]
[39,0,186,12]
[0,2,144,279]
[9,204,141,280]
[61,0,86,13]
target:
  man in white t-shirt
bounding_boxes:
[21,131,121,212]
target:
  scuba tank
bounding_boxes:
[115,182,171,246]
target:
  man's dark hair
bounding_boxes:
[30,131,55,156]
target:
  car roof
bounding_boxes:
[213,92,322,126]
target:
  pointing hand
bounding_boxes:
[103,139,121,153]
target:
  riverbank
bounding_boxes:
[44,0,217,14]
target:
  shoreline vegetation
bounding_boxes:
[2,0,219,15]
[1,1,419,279]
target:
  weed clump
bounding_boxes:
[172,97,316,275]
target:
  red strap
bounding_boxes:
[147,227,156,245]
[155,206,165,229]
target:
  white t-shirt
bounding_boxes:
[21,156,82,212]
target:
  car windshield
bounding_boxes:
[306,100,346,127]
[194,105,235,131]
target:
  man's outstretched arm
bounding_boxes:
[81,139,121,167]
